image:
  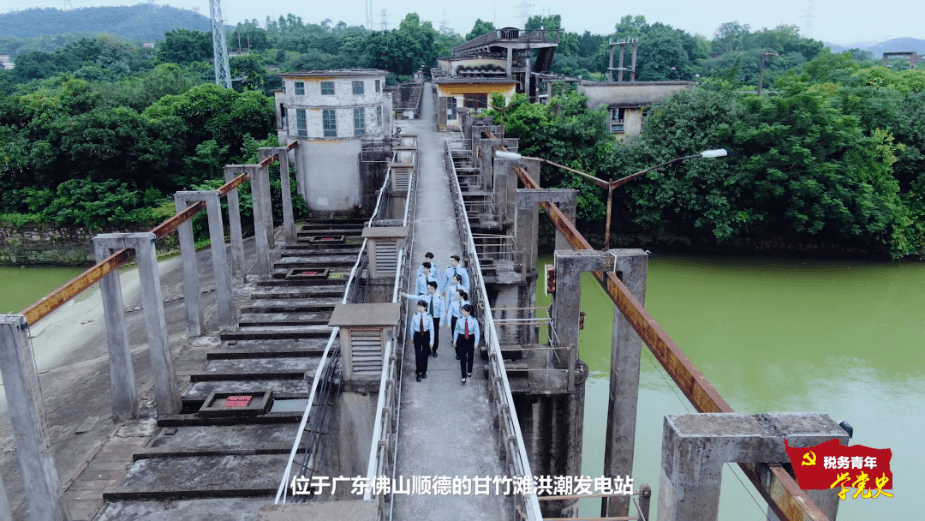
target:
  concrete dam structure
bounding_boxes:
[0,81,850,521]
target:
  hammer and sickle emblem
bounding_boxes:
[802,451,817,466]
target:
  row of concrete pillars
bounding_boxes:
[0,147,299,521]
[458,111,847,521]
[608,40,639,82]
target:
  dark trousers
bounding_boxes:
[431,318,440,353]
[455,334,475,378]
[413,331,430,375]
[450,316,458,339]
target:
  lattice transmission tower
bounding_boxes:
[516,0,533,28]
[209,0,232,89]
[62,0,73,9]
[803,0,818,39]
[381,9,387,31]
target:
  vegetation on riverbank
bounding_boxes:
[0,8,921,258]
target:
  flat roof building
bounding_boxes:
[274,69,392,213]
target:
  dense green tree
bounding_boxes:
[466,19,495,41]
[157,29,212,65]
[712,21,750,54]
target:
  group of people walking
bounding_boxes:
[401,252,481,384]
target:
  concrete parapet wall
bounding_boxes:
[0,223,139,265]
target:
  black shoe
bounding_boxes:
[422,373,427,379]
[416,374,422,382]
[461,377,467,384]
[456,355,460,360]
[432,351,437,358]
[467,372,472,378]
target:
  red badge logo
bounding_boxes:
[784,439,893,500]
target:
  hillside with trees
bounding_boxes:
[0,8,921,258]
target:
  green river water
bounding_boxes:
[535,254,923,520]
[2,257,921,519]
[0,265,88,315]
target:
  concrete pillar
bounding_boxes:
[506,47,513,79]
[274,148,297,244]
[608,43,617,82]
[551,250,611,386]
[656,413,849,521]
[618,42,626,82]
[173,194,203,337]
[553,198,576,252]
[93,233,181,417]
[223,165,247,284]
[630,41,638,82]
[93,239,138,421]
[175,191,236,331]
[260,148,296,245]
[259,162,275,249]
[524,49,532,100]
[514,189,576,282]
[602,249,648,518]
[247,164,272,277]
[0,316,70,521]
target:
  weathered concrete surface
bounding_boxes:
[146,425,301,451]
[97,497,269,520]
[657,413,849,521]
[106,454,288,499]
[257,500,377,521]
[391,84,512,521]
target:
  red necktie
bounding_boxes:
[464,319,469,339]
[420,317,424,334]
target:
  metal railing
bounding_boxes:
[364,143,417,520]
[444,140,543,521]
[275,145,406,505]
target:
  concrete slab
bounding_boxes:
[146,424,301,451]
[251,288,345,299]
[257,500,377,521]
[96,497,270,521]
[238,312,333,326]
[240,299,343,313]
[183,379,310,401]
[201,357,320,375]
[212,338,329,357]
[107,453,288,499]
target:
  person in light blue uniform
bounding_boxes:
[444,288,470,358]
[443,255,470,292]
[444,273,468,297]
[415,262,437,295]
[408,300,433,382]
[452,304,480,384]
[401,281,446,357]
[416,252,440,283]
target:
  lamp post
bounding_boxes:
[540,149,728,249]
[758,51,778,96]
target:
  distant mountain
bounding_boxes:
[866,38,925,59]
[824,37,925,59]
[0,4,212,43]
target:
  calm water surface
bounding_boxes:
[536,253,923,519]
[0,265,89,314]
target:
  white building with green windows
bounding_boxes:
[274,69,392,213]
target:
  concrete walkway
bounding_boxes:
[391,87,511,521]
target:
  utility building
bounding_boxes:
[433,27,559,130]
[275,69,392,213]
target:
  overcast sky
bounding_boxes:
[1,0,921,47]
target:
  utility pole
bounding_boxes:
[209,0,232,89]
[366,0,374,31]
[381,9,387,31]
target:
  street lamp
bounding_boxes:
[539,149,728,249]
